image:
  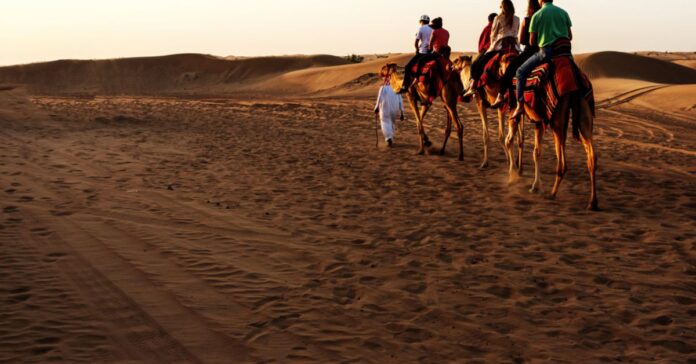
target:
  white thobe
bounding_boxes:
[374,85,404,141]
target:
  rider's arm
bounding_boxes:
[568,27,573,41]
[414,39,420,53]
[518,18,526,42]
[487,17,499,53]
[530,32,538,47]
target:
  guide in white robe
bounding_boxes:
[374,83,404,142]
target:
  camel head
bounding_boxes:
[453,55,473,84]
[379,63,399,79]
[380,63,402,91]
[499,53,516,79]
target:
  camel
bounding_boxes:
[381,51,465,160]
[453,55,525,172]
[500,57,599,210]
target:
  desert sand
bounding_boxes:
[0,51,695,363]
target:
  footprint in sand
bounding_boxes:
[332,286,357,305]
[9,287,32,303]
[31,228,53,237]
[486,285,513,299]
[44,252,66,263]
[395,327,434,343]
[50,210,74,217]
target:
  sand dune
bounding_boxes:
[576,51,696,84]
[253,54,413,95]
[2,92,695,363]
[0,54,349,95]
[1,50,695,362]
[674,60,696,70]
[1,51,694,98]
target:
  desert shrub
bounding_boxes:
[345,54,364,63]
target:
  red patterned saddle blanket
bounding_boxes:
[478,48,519,89]
[518,56,595,122]
[410,54,458,103]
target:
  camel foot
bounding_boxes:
[545,193,557,201]
[439,149,446,156]
[507,173,519,186]
[587,200,600,211]
[458,154,464,162]
[479,161,489,169]
[529,185,540,193]
[415,149,425,156]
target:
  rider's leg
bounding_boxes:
[511,48,551,118]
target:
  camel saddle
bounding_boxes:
[477,42,520,90]
[514,53,595,123]
[409,52,459,104]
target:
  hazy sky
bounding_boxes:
[2,0,695,66]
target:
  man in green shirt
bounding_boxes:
[511,0,573,118]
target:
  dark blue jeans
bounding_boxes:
[516,46,553,102]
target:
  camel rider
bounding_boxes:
[511,0,572,118]
[491,0,542,109]
[464,0,520,98]
[428,17,450,56]
[399,15,433,94]
[478,13,498,54]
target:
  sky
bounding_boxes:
[2,0,695,66]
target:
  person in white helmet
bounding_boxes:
[399,15,433,94]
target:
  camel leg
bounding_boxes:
[500,108,515,171]
[581,134,598,210]
[407,96,426,155]
[504,115,519,181]
[497,108,506,151]
[517,115,525,176]
[549,126,568,200]
[444,102,464,161]
[550,100,570,200]
[578,101,599,210]
[530,123,544,193]
[477,99,490,169]
[417,104,432,155]
[440,106,452,156]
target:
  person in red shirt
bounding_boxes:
[428,17,450,55]
[478,13,498,54]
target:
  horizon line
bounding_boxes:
[1,50,694,68]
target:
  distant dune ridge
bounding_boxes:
[0,51,694,102]
[575,51,696,84]
[0,54,350,95]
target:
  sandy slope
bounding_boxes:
[575,51,696,84]
[2,51,695,99]
[0,54,350,95]
[1,50,696,362]
[1,61,695,364]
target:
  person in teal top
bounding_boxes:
[511,0,573,118]
[529,1,572,47]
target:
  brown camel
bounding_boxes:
[500,58,599,210]
[453,55,524,172]
[381,54,465,160]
